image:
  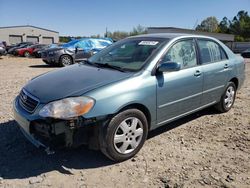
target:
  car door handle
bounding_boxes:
[194,70,201,77]
[224,64,229,69]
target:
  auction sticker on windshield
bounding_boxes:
[138,41,159,45]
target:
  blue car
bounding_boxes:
[14,33,245,161]
[41,38,113,66]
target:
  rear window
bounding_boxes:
[197,39,228,64]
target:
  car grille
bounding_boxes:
[19,90,39,113]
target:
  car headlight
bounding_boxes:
[39,96,95,119]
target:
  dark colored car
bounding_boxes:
[0,41,7,56]
[16,44,48,57]
[41,38,112,66]
[33,44,58,58]
[8,42,34,55]
[13,34,245,161]
[241,48,250,58]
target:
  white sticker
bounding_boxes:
[138,41,159,46]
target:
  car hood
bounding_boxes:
[24,64,133,103]
[44,47,63,52]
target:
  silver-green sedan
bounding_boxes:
[13,33,245,161]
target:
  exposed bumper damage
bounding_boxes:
[13,95,110,154]
[30,118,98,148]
[15,110,108,155]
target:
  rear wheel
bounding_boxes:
[59,55,73,67]
[215,82,236,112]
[24,51,30,57]
[100,109,148,162]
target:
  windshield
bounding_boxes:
[62,40,80,48]
[88,38,166,71]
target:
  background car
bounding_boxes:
[41,38,113,66]
[8,42,34,55]
[33,44,58,58]
[0,41,7,56]
[16,44,48,57]
[241,48,250,58]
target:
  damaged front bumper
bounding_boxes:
[13,97,104,152]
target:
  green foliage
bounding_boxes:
[130,25,147,36]
[228,10,250,41]
[106,25,147,40]
[59,25,147,43]
[196,10,250,41]
[196,16,219,32]
[59,36,71,43]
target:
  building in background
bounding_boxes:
[0,25,59,45]
[148,27,234,43]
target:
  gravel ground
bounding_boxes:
[0,55,249,188]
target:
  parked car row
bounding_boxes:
[6,42,55,56]
[3,38,113,66]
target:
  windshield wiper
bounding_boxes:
[81,59,100,67]
[94,63,125,72]
[82,60,126,72]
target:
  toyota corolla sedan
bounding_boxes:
[13,33,245,161]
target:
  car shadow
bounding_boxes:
[0,120,114,179]
[29,64,58,68]
[148,107,217,139]
[0,107,217,179]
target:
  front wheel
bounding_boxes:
[215,82,236,112]
[100,109,148,162]
[59,55,73,67]
[24,51,30,57]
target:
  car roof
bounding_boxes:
[130,33,216,40]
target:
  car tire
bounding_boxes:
[215,82,236,113]
[24,51,30,57]
[59,55,73,67]
[100,109,148,162]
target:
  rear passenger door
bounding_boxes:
[197,39,230,105]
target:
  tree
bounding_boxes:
[218,17,229,33]
[229,10,250,41]
[130,24,147,36]
[196,16,219,32]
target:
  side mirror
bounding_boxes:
[75,47,83,53]
[157,61,181,72]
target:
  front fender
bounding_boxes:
[83,71,157,123]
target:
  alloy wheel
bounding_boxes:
[113,117,143,154]
[62,56,72,66]
[224,86,235,109]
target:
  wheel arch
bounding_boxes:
[116,103,152,130]
[229,77,239,90]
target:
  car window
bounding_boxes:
[76,40,92,49]
[62,40,79,48]
[89,38,166,71]
[162,39,197,69]
[197,39,227,64]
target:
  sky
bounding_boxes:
[0,0,250,36]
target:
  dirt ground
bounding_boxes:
[0,55,249,188]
